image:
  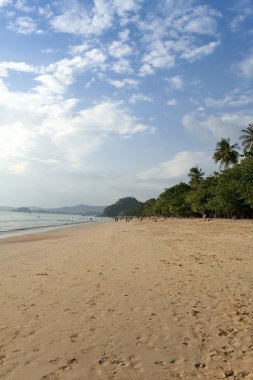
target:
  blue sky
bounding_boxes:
[0,0,253,207]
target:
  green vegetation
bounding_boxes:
[188,166,205,189]
[213,138,239,169]
[104,125,253,219]
[155,183,191,217]
[103,197,143,217]
[240,123,253,154]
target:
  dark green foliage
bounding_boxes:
[230,157,253,210]
[103,197,143,217]
[213,138,239,169]
[142,198,156,216]
[156,183,191,216]
[187,174,218,215]
[240,123,253,154]
[104,126,253,219]
[104,157,253,219]
[210,174,245,217]
[188,166,205,189]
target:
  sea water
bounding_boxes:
[0,211,107,238]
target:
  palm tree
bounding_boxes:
[213,138,239,170]
[188,166,205,189]
[240,123,253,154]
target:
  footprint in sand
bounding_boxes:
[69,332,78,342]
[49,357,62,364]
[96,355,129,379]
[129,354,143,372]
[111,357,129,368]
[0,354,6,365]
[42,358,78,380]
[90,364,104,377]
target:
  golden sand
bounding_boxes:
[0,218,252,379]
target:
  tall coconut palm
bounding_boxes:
[213,138,239,170]
[188,166,205,189]
[240,123,253,154]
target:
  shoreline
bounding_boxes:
[0,217,111,240]
[0,218,252,379]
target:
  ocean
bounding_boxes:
[0,211,107,238]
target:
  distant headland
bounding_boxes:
[0,204,106,216]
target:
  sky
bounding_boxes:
[0,0,253,207]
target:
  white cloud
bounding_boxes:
[108,40,132,58]
[85,78,95,89]
[138,17,167,43]
[163,3,221,37]
[167,98,177,106]
[0,61,39,77]
[183,5,221,35]
[108,78,139,88]
[180,41,220,62]
[0,0,236,205]
[37,100,155,168]
[205,90,253,108]
[183,111,253,142]
[118,29,130,41]
[68,43,90,55]
[50,7,90,35]
[8,16,38,34]
[139,63,154,77]
[14,0,34,13]
[37,5,53,19]
[0,122,34,158]
[50,0,113,37]
[140,43,178,76]
[91,0,114,34]
[129,93,152,104]
[35,74,66,95]
[113,0,144,17]
[229,0,253,32]
[0,0,11,7]
[138,151,213,180]
[111,59,133,74]
[0,124,31,173]
[0,70,154,173]
[237,52,253,78]
[41,48,57,55]
[34,48,106,96]
[184,16,216,35]
[166,75,184,89]
[77,101,154,135]
[40,1,222,81]
[230,14,247,32]
[0,46,153,174]
[140,40,175,73]
[137,1,221,75]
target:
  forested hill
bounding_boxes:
[28,204,106,216]
[47,204,106,216]
[103,197,143,217]
[103,155,253,219]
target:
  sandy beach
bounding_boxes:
[0,218,253,380]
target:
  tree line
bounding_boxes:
[103,124,253,219]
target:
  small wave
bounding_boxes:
[0,220,95,236]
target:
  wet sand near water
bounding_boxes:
[0,218,253,379]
